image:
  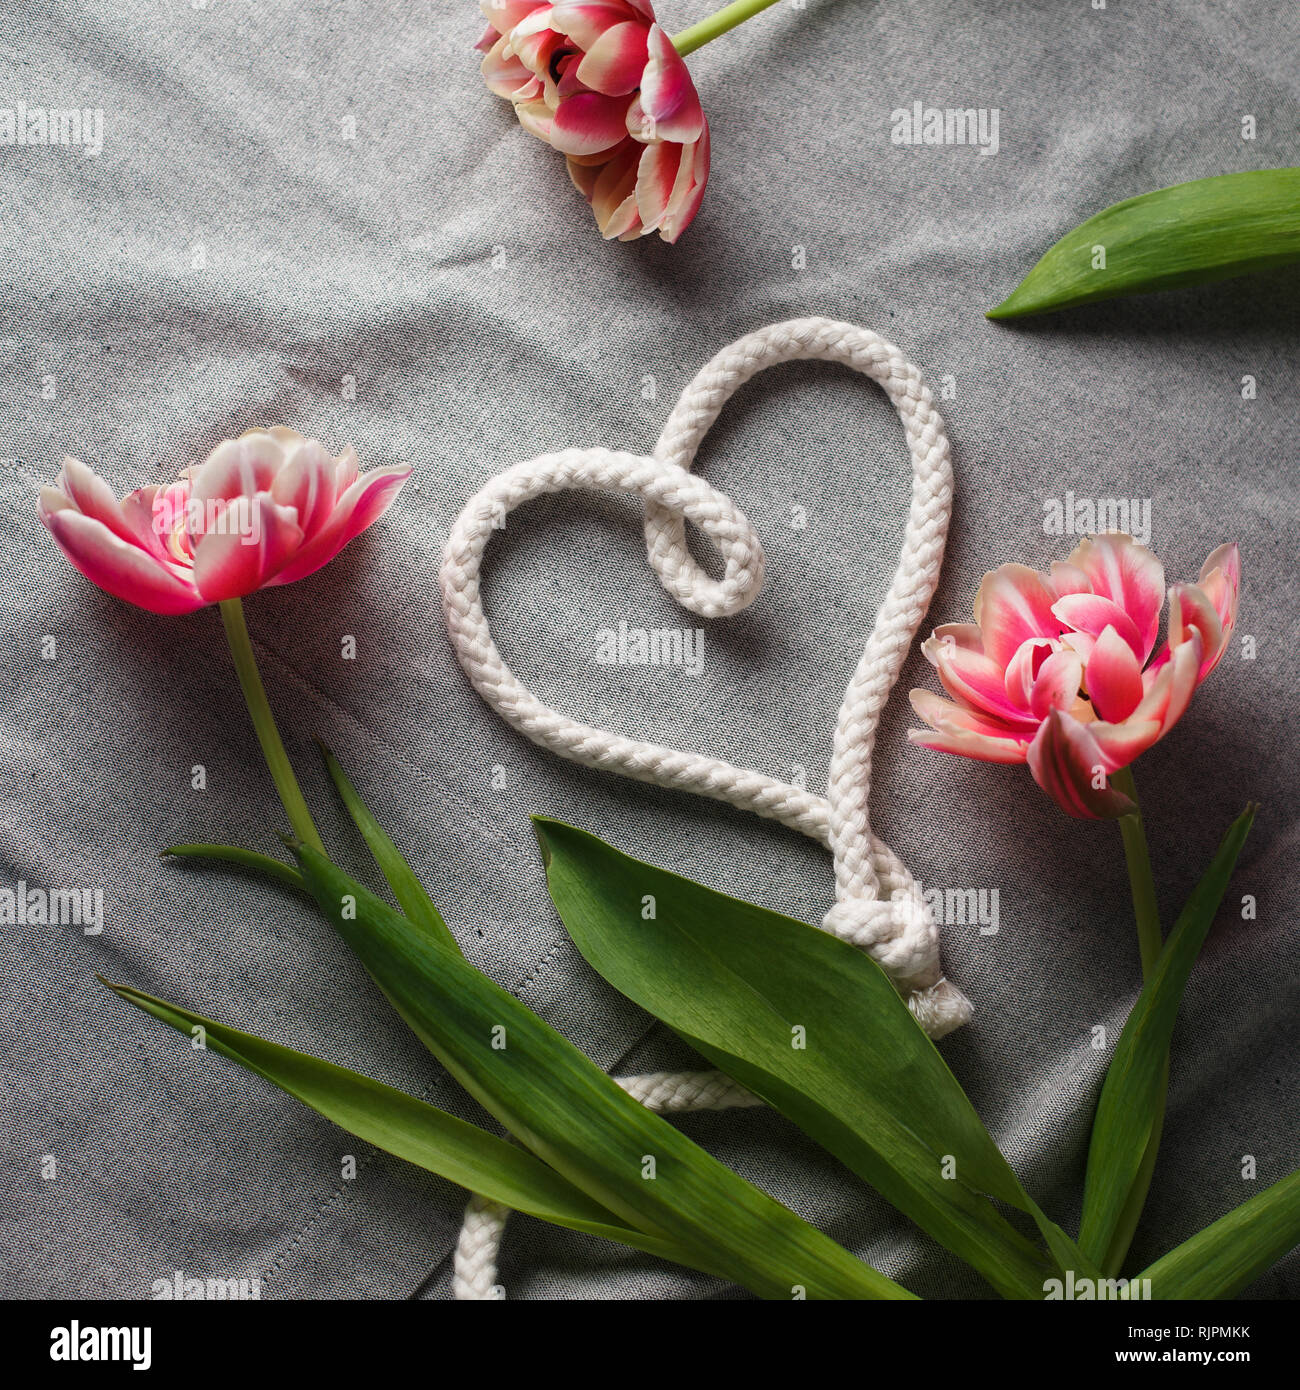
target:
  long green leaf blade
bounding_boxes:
[1131,1170,1300,1300]
[101,977,727,1275]
[533,816,1084,1300]
[988,169,1300,318]
[162,843,306,892]
[315,741,458,952]
[286,841,915,1300]
[1079,805,1257,1266]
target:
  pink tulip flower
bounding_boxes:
[38,428,411,615]
[477,0,709,241]
[908,534,1240,818]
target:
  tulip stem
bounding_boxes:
[219,598,325,856]
[1103,762,1168,1278]
[672,0,783,57]
[1112,766,1162,978]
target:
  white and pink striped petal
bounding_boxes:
[972,562,1063,670]
[1065,533,1165,662]
[907,725,1030,765]
[1026,709,1137,819]
[1052,591,1145,662]
[40,496,205,615]
[1085,624,1145,723]
[576,20,649,96]
[551,90,637,156]
[658,123,709,242]
[549,0,642,51]
[638,24,705,144]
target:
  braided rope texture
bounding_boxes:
[440,318,974,1298]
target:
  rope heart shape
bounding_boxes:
[439,317,973,1297]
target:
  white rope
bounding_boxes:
[440,317,973,1299]
[451,1071,763,1299]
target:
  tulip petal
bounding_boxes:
[190,434,288,532]
[40,506,205,615]
[634,137,682,232]
[658,122,709,243]
[1029,649,1084,720]
[588,143,642,237]
[625,94,653,142]
[55,456,139,545]
[1065,533,1165,661]
[907,726,1029,765]
[480,34,537,100]
[334,445,360,494]
[932,643,1044,729]
[1052,592,1144,661]
[567,137,632,167]
[549,1,638,51]
[972,563,1062,669]
[924,623,984,660]
[191,494,304,603]
[1090,718,1163,770]
[1086,624,1145,722]
[1168,581,1225,682]
[271,439,339,539]
[1158,627,1203,733]
[638,25,704,144]
[1004,638,1057,710]
[909,688,1031,742]
[1198,540,1240,594]
[509,8,567,79]
[1195,544,1240,677]
[515,99,555,141]
[551,90,637,156]
[568,154,601,201]
[479,0,551,33]
[576,20,648,96]
[268,465,411,589]
[1047,560,1091,598]
[117,485,179,566]
[148,477,196,564]
[1027,709,1137,819]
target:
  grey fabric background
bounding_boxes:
[1,0,1295,1301]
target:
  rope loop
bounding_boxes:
[439,318,974,1299]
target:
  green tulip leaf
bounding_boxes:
[1132,1170,1300,1300]
[315,741,458,953]
[1079,804,1257,1268]
[101,977,720,1274]
[988,169,1300,318]
[162,843,306,892]
[284,840,915,1301]
[532,815,1090,1300]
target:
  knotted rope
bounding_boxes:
[439,318,972,1298]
